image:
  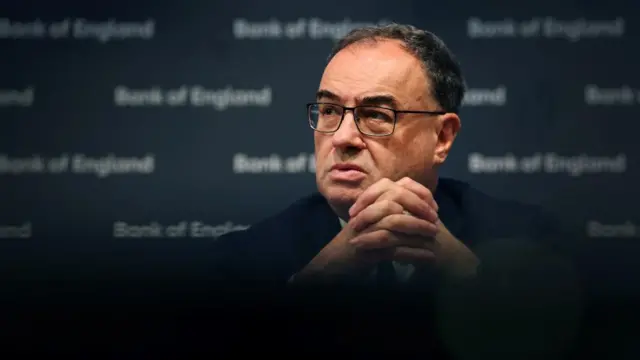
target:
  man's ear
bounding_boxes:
[434,113,461,165]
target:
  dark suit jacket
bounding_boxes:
[211,177,578,288]
[207,177,589,357]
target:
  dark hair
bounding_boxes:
[328,23,466,113]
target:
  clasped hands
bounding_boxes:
[347,177,479,278]
[295,177,479,283]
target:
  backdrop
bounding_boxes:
[1,1,638,291]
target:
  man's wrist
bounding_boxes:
[434,225,481,281]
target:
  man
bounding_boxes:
[213,23,579,287]
[210,24,585,357]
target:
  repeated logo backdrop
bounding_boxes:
[1,1,638,287]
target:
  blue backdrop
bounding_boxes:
[1,1,638,293]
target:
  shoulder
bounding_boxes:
[230,192,330,235]
[214,192,329,245]
[209,193,335,283]
[438,177,560,235]
[438,178,583,265]
[436,180,587,340]
[439,179,574,247]
[211,192,341,268]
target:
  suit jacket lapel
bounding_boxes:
[292,193,342,271]
[434,181,467,243]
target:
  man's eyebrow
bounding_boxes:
[316,89,341,102]
[358,94,400,108]
[316,90,400,108]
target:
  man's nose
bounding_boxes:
[331,111,365,149]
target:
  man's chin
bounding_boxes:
[321,185,364,211]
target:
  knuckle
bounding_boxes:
[421,220,436,232]
[374,230,392,245]
[393,185,406,196]
[379,214,394,227]
[380,199,402,214]
[379,229,393,243]
[357,205,371,218]
[420,203,434,218]
[379,199,393,211]
[379,190,394,202]
[385,187,404,202]
[386,214,403,229]
[391,201,404,214]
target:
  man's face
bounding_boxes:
[314,39,460,218]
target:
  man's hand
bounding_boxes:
[347,177,440,265]
[350,177,479,279]
[432,220,480,280]
[292,177,441,283]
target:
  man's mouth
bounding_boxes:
[329,163,367,182]
[330,163,365,172]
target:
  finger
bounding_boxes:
[390,246,436,264]
[396,177,438,212]
[349,200,404,232]
[349,228,435,250]
[377,188,438,224]
[348,178,395,217]
[374,213,439,238]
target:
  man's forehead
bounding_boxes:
[320,40,429,104]
[325,40,418,75]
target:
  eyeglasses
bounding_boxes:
[307,102,447,137]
